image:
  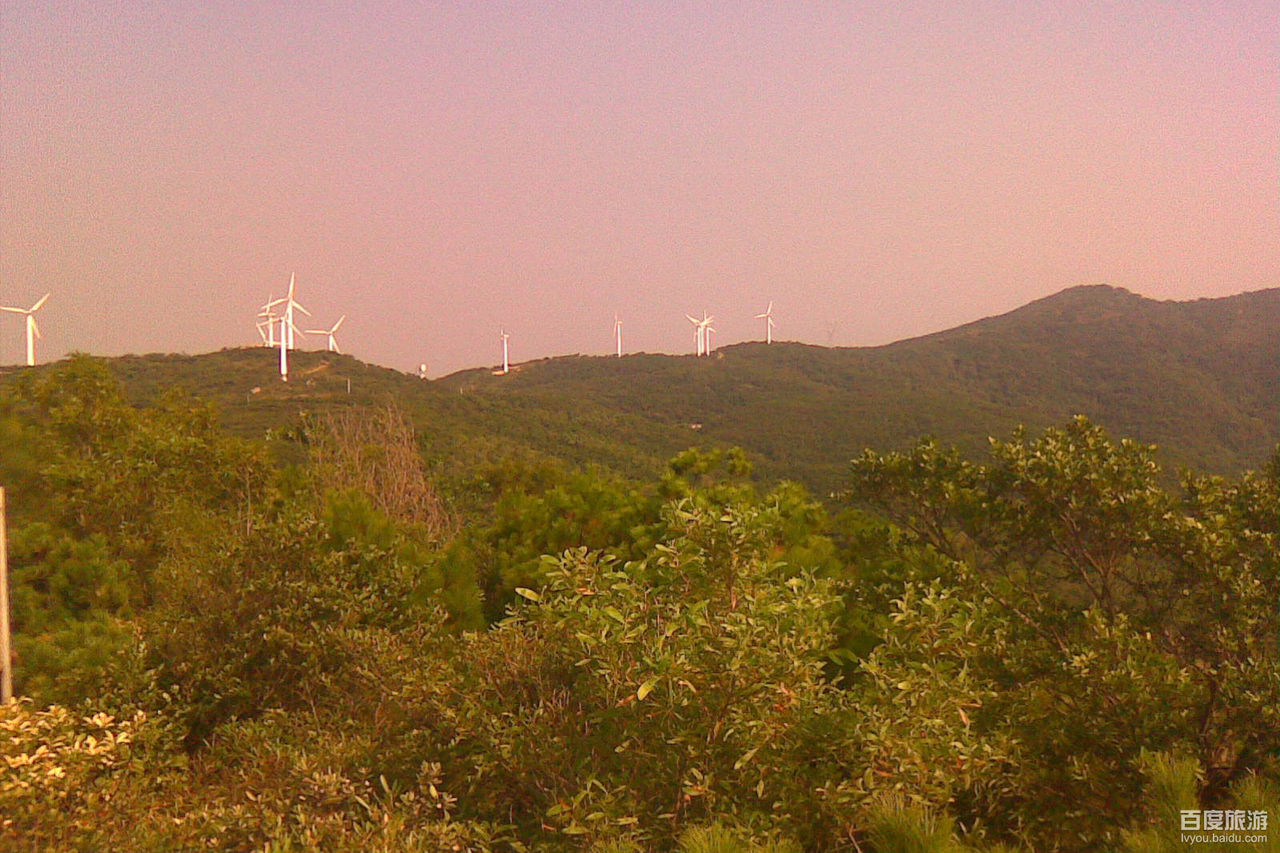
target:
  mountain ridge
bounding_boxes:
[4,285,1275,493]
[428,285,1277,488]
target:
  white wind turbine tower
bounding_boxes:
[306,315,346,353]
[685,314,705,356]
[278,317,289,381]
[0,293,51,366]
[499,328,510,374]
[755,301,775,344]
[284,273,311,349]
[614,314,623,357]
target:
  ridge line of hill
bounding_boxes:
[4,285,1275,493]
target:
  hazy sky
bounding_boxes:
[2,2,1276,375]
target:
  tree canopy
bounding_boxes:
[1,360,1276,851]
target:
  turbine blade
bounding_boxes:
[30,318,41,339]
[331,315,346,332]
[332,340,342,354]
[0,306,24,314]
[292,300,311,317]
[30,293,51,312]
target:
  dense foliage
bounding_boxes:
[1,358,1276,851]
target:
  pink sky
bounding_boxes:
[2,2,1276,375]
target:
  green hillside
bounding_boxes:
[54,347,698,483]
[2,286,1277,852]
[436,285,1279,489]
[5,284,1276,492]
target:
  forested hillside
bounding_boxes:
[2,287,1278,850]
[1,350,1277,851]
[7,285,1273,498]
[436,285,1280,490]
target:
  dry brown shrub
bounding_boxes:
[307,403,456,542]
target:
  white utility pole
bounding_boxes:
[1,487,12,703]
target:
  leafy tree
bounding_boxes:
[0,358,273,705]
[443,448,839,623]
[846,418,1280,848]
[0,697,505,852]
[5,522,131,702]
[5,356,269,605]
[142,487,481,748]
[0,700,176,849]
[414,499,851,849]
[7,361,1276,853]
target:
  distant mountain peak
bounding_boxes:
[1028,283,1142,307]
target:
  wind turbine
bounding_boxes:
[257,295,279,347]
[306,315,346,353]
[0,293,50,366]
[499,328,510,374]
[755,301,775,344]
[686,314,705,356]
[614,314,623,357]
[697,313,715,356]
[264,273,310,349]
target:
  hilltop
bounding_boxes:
[4,285,1276,493]
[435,285,1279,489]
